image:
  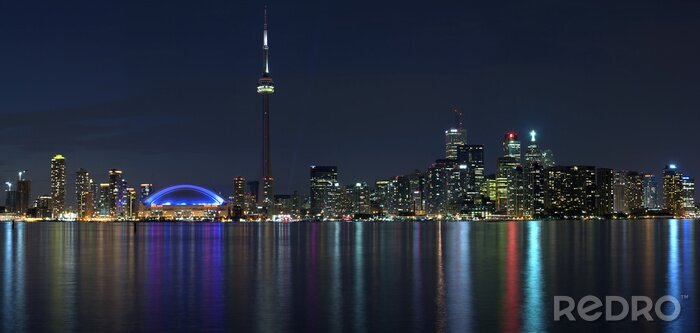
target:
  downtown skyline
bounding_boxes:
[1,1,699,201]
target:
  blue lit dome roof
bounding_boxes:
[143,185,225,206]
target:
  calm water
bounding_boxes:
[1,220,698,332]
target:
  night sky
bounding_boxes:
[1,0,699,203]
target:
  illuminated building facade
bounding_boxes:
[545,166,596,217]
[76,168,93,220]
[34,195,53,219]
[139,184,153,201]
[595,168,615,216]
[126,188,138,219]
[97,184,111,217]
[682,176,695,217]
[17,175,31,216]
[233,176,246,211]
[108,169,126,218]
[624,171,645,214]
[445,128,467,160]
[643,173,659,209]
[388,175,413,215]
[662,164,684,217]
[353,182,371,215]
[503,131,521,161]
[309,166,339,218]
[458,144,484,198]
[140,184,228,220]
[50,154,66,218]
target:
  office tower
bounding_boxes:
[247,181,260,204]
[503,131,521,161]
[139,184,154,201]
[353,182,371,215]
[408,171,426,215]
[337,186,354,216]
[507,165,526,217]
[523,130,543,217]
[257,8,275,216]
[541,149,556,168]
[309,166,338,218]
[496,156,518,213]
[595,168,615,216]
[125,188,138,219]
[527,162,545,218]
[97,184,111,217]
[4,182,17,214]
[35,195,53,219]
[458,144,485,198]
[388,175,413,215]
[642,173,659,209]
[108,169,126,218]
[372,180,390,215]
[613,170,627,213]
[76,168,93,220]
[662,164,684,217]
[16,171,31,216]
[426,159,452,214]
[545,166,596,217]
[682,176,695,217]
[445,109,467,160]
[624,171,645,214]
[233,176,246,210]
[50,154,66,218]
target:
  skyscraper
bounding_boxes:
[16,171,31,216]
[445,109,467,160]
[595,168,615,216]
[624,171,644,214]
[257,7,275,217]
[76,168,93,220]
[309,166,339,218]
[233,176,246,210]
[682,176,695,217]
[642,173,659,209]
[662,164,683,217]
[108,169,126,218]
[503,131,521,161]
[125,187,138,219]
[50,154,66,218]
[544,166,597,217]
[139,184,153,201]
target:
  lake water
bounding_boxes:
[1,220,698,332]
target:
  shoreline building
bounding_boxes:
[309,166,339,219]
[257,7,276,217]
[662,164,684,217]
[17,171,31,216]
[50,155,66,218]
[76,168,93,220]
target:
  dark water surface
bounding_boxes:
[1,220,698,332]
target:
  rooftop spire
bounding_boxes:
[262,6,270,75]
[453,108,463,129]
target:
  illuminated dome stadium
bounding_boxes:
[140,185,229,221]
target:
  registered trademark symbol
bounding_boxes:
[681,295,689,300]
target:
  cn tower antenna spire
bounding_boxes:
[453,108,463,129]
[262,5,270,74]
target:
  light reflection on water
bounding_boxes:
[0,220,698,332]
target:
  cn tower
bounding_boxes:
[257,7,275,217]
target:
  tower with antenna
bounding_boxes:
[445,108,467,160]
[257,6,275,218]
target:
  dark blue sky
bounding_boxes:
[1,0,699,202]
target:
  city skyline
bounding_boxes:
[1,0,699,200]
